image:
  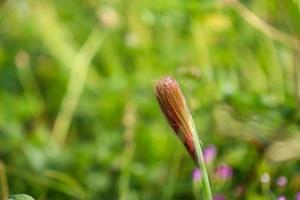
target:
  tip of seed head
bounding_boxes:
[155,76,178,91]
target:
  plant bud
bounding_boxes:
[155,76,195,160]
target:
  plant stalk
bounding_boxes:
[190,117,212,200]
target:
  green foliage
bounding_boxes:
[1,0,300,199]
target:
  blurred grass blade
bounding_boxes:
[162,148,183,200]
[0,162,9,200]
[118,101,137,200]
[52,29,106,147]
[44,170,86,199]
[226,0,300,50]
[28,0,77,69]
[266,134,300,161]
[7,168,86,199]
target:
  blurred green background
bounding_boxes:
[1,0,300,199]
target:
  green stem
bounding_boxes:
[190,117,212,200]
[0,162,8,200]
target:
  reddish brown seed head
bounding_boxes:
[155,76,195,160]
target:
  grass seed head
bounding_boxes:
[155,76,195,160]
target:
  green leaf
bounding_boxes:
[8,194,35,200]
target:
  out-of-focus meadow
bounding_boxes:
[1,0,300,199]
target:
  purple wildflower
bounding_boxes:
[204,145,217,164]
[213,194,226,200]
[277,195,286,200]
[296,192,300,200]
[215,164,233,180]
[192,168,202,182]
[276,176,287,187]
